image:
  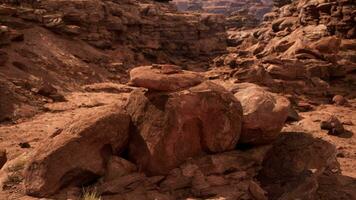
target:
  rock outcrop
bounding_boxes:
[126,65,243,174]
[212,0,356,103]
[24,105,131,197]
[2,0,227,63]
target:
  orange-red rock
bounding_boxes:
[235,85,290,144]
[24,105,131,197]
[126,81,243,175]
[129,65,204,91]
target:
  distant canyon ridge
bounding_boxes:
[171,0,273,19]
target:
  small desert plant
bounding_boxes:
[81,188,101,200]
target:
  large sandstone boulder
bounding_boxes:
[126,79,243,175]
[129,65,204,91]
[24,105,131,197]
[235,85,290,144]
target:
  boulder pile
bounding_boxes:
[18,64,295,199]
[213,0,356,101]
[126,65,243,174]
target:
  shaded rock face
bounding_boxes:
[24,105,131,197]
[235,85,290,144]
[258,132,339,200]
[0,149,6,170]
[126,76,243,174]
[97,147,270,200]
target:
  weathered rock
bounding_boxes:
[258,132,339,200]
[310,36,341,54]
[321,115,345,135]
[36,83,66,102]
[24,105,131,197]
[129,65,204,91]
[235,85,290,144]
[104,156,137,182]
[126,81,243,174]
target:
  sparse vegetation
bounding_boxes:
[82,188,102,200]
[1,153,29,188]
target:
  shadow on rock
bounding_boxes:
[257,132,356,200]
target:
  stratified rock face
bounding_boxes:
[234,85,290,144]
[126,67,243,174]
[129,65,204,91]
[24,105,131,197]
[17,0,227,61]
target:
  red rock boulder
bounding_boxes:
[24,105,131,197]
[129,64,204,91]
[126,80,243,175]
[234,85,290,144]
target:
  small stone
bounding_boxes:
[320,115,345,135]
[19,142,31,148]
[332,95,348,106]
